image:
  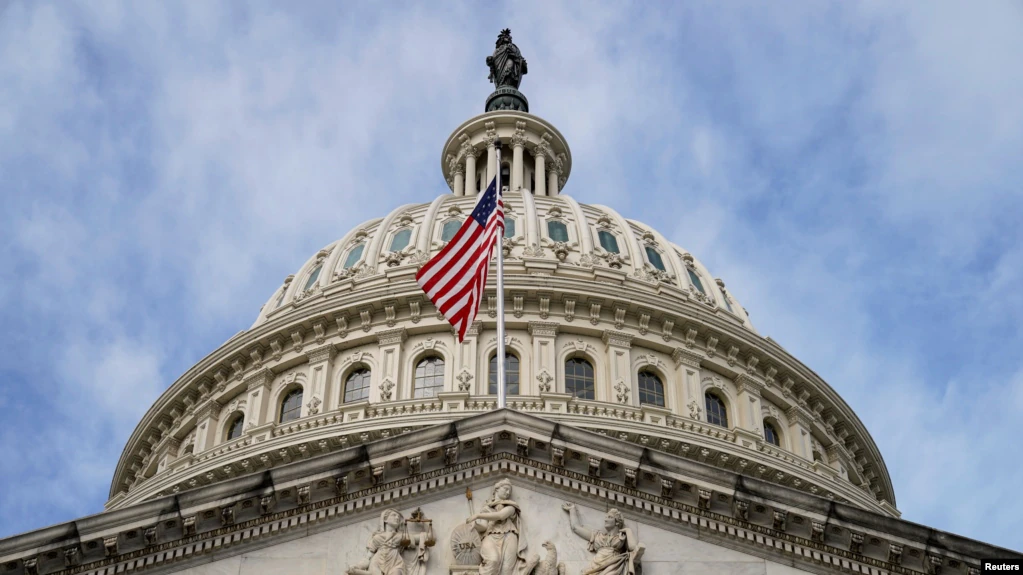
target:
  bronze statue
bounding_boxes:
[487,29,528,90]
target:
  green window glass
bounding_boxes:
[442,220,461,242]
[548,220,569,242]
[504,218,516,238]
[687,268,705,294]
[598,231,620,253]
[343,244,365,269]
[390,229,411,252]
[488,353,520,395]
[645,247,665,271]
[303,265,322,291]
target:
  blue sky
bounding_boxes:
[2,1,1022,551]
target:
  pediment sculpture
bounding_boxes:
[563,503,645,575]
[348,508,435,575]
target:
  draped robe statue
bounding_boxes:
[487,29,528,89]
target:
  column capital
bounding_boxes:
[734,373,764,396]
[672,347,703,368]
[527,321,559,338]
[304,344,336,364]
[376,328,408,347]
[244,367,275,391]
[601,330,634,349]
[786,404,814,427]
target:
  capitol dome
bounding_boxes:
[107,61,895,523]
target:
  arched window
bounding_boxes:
[704,392,728,427]
[764,422,780,446]
[687,268,706,294]
[565,358,595,400]
[488,353,520,395]
[225,413,244,441]
[638,371,665,407]
[598,231,620,254]
[279,388,303,423]
[645,247,666,271]
[344,368,371,403]
[390,229,411,252]
[275,290,286,309]
[442,220,461,242]
[343,244,365,269]
[504,218,516,238]
[413,357,445,398]
[303,264,322,291]
[722,293,734,312]
[548,220,569,242]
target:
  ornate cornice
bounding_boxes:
[303,344,336,364]
[672,347,702,368]
[376,328,407,347]
[527,321,558,338]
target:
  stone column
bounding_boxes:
[672,348,702,418]
[735,374,764,433]
[373,328,407,402]
[452,162,465,196]
[465,151,477,195]
[511,122,526,190]
[602,330,634,405]
[485,121,499,185]
[528,321,559,395]
[303,344,336,417]
[453,321,482,394]
[243,368,274,427]
[534,152,547,196]
[547,163,560,196]
[193,400,222,453]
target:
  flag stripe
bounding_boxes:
[415,178,504,342]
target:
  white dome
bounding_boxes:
[108,110,896,520]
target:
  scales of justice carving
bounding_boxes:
[443,480,646,575]
[347,508,436,575]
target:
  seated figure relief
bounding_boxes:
[348,508,434,575]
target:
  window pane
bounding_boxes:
[687,268,706,294]
[638,371,665,407]
[504,218,516,238]
[390,229,411,252]
[598,231,620,254]
[488,354,520,395]
[548,221,569,242]
[275,291,286,309]
[344,369,371,403]
[764,422,779,446]
[645,247,665,271]
[442,220,461,242]
[343,244,365,269]
[280,389,303,423]
[414,357,445,398]
[303,265,322,291]
[722,294,734,312]
[226,414,244,440]
[565,358,595,400]
[705,393,728,427]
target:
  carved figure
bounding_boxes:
[562,504,645,575]
[534,541,566,575]
[347,508,432,575]
[465,479,531,575]
[487,29,528,89]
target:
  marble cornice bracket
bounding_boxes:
[357,306,374,332]
[376,327,408,347]
[601,330,633,349]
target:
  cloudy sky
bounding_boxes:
[2,0,1022,551]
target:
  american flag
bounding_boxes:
[416,177,504,342]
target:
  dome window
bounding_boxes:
[764,422,780,446]
[343,244,365,269]
[390,229,412,252]
[645,247,666,271]
[303,265,322,291]
[225,413,244,441]
[705,392,728,428]
[598,231,620,254]
[274,290,286,309]
[488,353,520,395]
[565,358,595,400]
[548,220,569,242]
[344,368,371,403]
[279,388,303,423]
[504,217,516,238]
[722,293,734,312]
[413,357,445,398]
[501,163,511,190]
[687,268,706,294]
[441,220,462,242]
[638,371,665,407]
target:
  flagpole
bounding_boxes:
[495,146,507,410]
